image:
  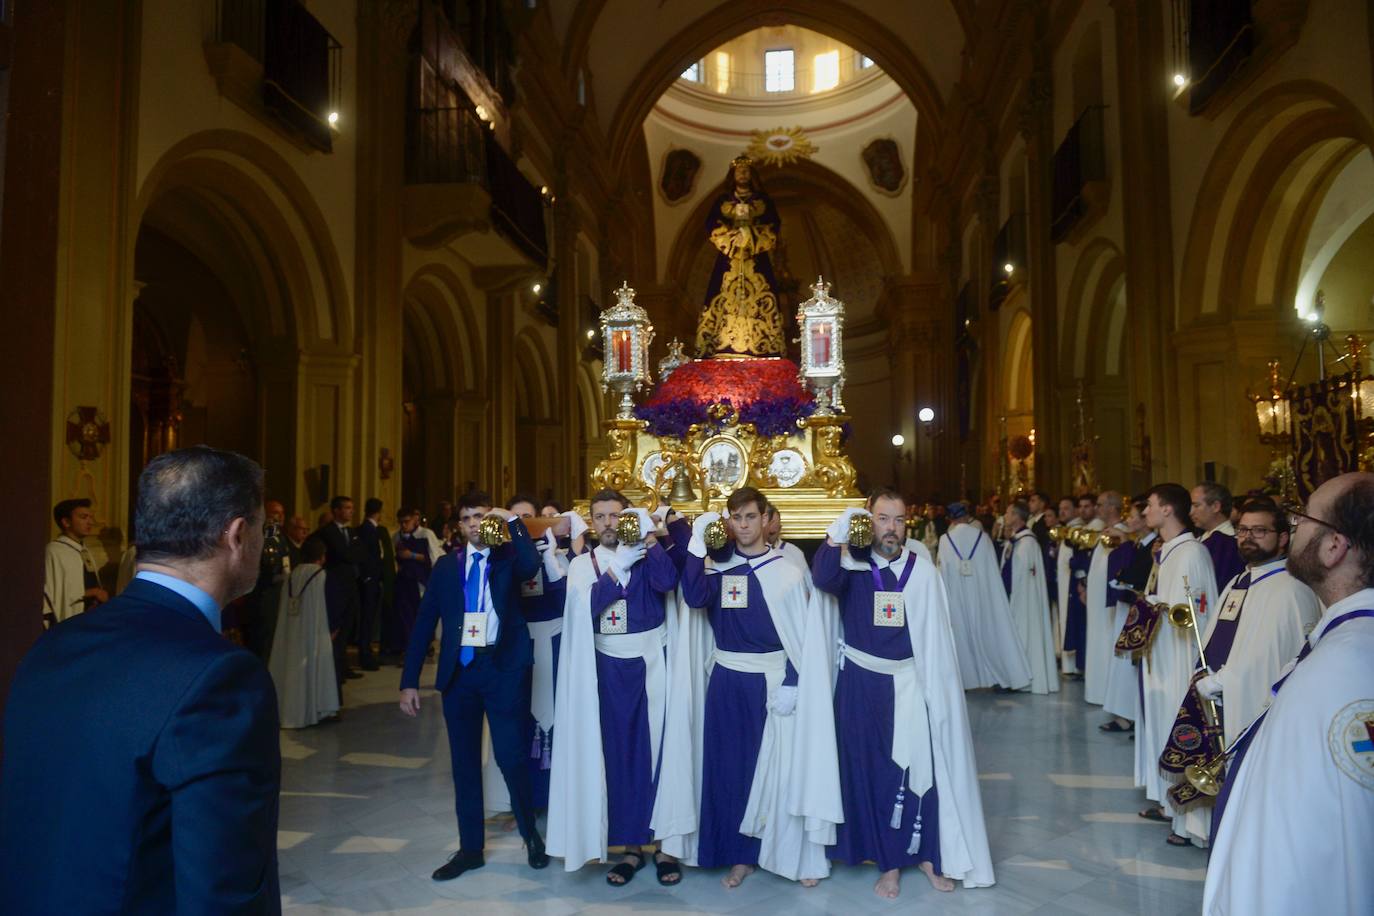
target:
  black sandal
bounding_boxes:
[655,852,682,886]
[606,851,646,886]
[1138,806,1169,822]
[1099,720,1128,733]
[1166,833,1193,847]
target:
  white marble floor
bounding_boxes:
[277,665,1207,914]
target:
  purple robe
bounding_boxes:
[681,551,798,868]
[1064,546,1092,669]
[588,544,678,846]
[812,543,942,873]
[520,562,570,809]
[1203,531,1245,595]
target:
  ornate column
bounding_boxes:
[352,0,414,513]
[1018,33,1063,491]
[974,172,1002,496]
[879,274,954,498]
[1112,0,1179,486]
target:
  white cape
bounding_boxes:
[664,548,840,881]
[1005,532,1058,694]
[809,546,996,888]
[546,545,691,870]
[267,565,338,728]
[937,526,1031,691]
[1203,592,1374,915]
[43,536,92,623]
[1083,524,1127,705]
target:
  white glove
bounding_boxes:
[611,542,647,582]
[689,511,722,559]
[650,505,671,530]
[768,685,799,717]
[827,507,870,544]
[1196,672,1223,700]
[627,508,655,540]
[561,510,589,540]
[538,530,567,582]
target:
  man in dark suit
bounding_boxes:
[1,445,281,914]
[320,494,363,688]
[354,497,391,671]
[399,488,549,880]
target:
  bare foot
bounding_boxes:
[502,816,518,832]
[875,868,901,899]
[800,878,819,888]
[920,860,955,892]
[721,864,755,888]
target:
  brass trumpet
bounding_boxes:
[848,512,875,549]
[1097,530,1139,550]
[1161,601,1195,629]
[1048,525,1071,544]
[478,515,511,547]
[1070,528,1101,551]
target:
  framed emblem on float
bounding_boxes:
[768,448,808,488]
[639,451,677,490]
[700,436,747,493]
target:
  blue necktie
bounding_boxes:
[460,553,483,667]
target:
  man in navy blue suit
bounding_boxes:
[400,488,550,879]
[1,445,281,914]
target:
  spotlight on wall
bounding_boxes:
[585,328,596,339]
[1172,73,1188,88]
[327,111,340,126]
[918,407,936,423]
[475,105,489,121]
[1003,262,1015,275]
[532,283,543,294]
[891,433,905,447]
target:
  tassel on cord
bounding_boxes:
[889,771,907,830]
[530,727,543,761]
[906,792,926,855]
[540,729,552,770]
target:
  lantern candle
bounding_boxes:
[613,330,633,373]
[810,322,832,367]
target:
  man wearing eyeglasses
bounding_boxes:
[1172,500,1320,847]
[1204,474,1374,915]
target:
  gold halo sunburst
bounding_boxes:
[745,126,817,167]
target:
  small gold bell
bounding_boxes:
[668,462,697,503]
[616,512,644,546]
[704,517,729,550]
[848,512,875,549]
[479,515,510,547]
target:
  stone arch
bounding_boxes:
[1178,81,1374,327]
[1005,307,1035,417]
[134,129,352,350]
[403,264,485,394]
[595,1,950,178]
[1062,237,1125,380]
[513,327,557,422]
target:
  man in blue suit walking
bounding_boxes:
[400,488,550,879]
[1,445,281,914]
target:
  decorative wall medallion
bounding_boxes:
[639,450,677,489]
[66,406,111,461]
[659,148,702,204]
[700,436,748,492]
[861,137,906,195]
[745,127,817,167]
[768,448,808,488]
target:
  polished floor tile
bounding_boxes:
[279,665,1206,913]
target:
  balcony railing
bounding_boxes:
[407,106,488,185]
[213,0,341,152]
[1051,105,1107,243]
[1172,0,1254,114]
[484,132,547,267]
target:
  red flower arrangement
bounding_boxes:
[636,358,816,439]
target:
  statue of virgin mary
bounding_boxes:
[695,156,785,358]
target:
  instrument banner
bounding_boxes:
[1159,683,1224,775]
[1291,374,1359,499]
[1114,595,1163,660]
[1167,775,1210,811]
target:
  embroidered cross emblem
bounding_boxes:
[1354,719,1374,754]
[881,601,897,620]
[727,584,743,602]
[467,624,480,639]
[607,607,622,627]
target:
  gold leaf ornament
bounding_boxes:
[745,127,817,167]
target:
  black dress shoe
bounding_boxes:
[526,831,550,870]
[432,850,484,881]
[345,670,364,680]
